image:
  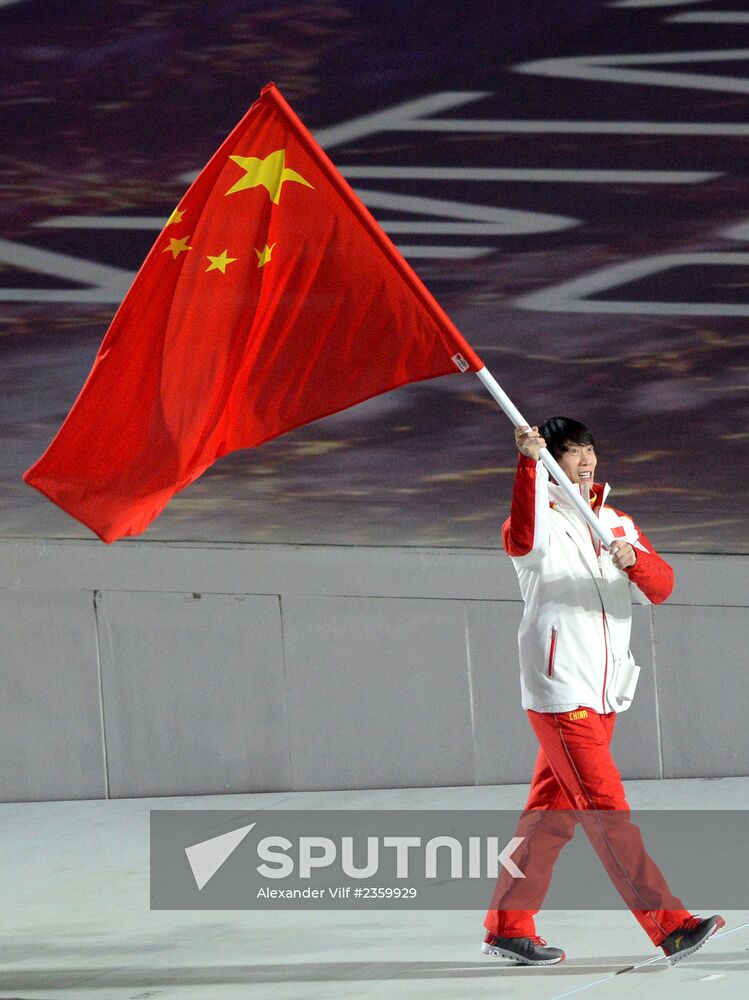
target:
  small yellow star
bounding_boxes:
[205,250,238,274]
[162,235,192,259]
[255,243,276,268]
[165,208,185,226]
[226,149,313,204]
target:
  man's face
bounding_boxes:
[556,439,597,486]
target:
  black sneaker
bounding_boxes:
[660,914,725,964]
[481,931,565,966]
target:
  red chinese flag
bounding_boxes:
[24,83,483,543]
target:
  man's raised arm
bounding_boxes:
[502,425,550,562]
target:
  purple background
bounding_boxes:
[2,0,748,551]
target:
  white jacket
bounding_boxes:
[504,455,674,715]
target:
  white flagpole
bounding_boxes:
[474,366,615,548]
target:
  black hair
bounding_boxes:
[538,416,594,460]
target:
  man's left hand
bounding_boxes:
[609,540,637,570]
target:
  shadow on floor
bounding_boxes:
[2,953,746,991]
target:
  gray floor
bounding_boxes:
[2,779,747,1000]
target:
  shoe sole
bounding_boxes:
[665,916,725,965]
[481,941,565,966]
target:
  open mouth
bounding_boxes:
[578,471,593,480]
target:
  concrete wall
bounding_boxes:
[0,538,746,802]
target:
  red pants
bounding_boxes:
[484,708,692,946]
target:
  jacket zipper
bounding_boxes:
[595,546,608,712]
[600,610,608,713]
[548,626,558,678]
[563,524,609,709]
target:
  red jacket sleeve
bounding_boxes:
[503,454,543,557]
[610,509,674,604]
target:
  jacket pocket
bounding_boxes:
[547,625,558,678]
[613,654,641,707]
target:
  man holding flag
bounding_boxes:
[481,418,725,966]
[23,82,724,968]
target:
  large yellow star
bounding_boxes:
[165,208,185,226]
[225,149,313,204]
[162,235,192,259]
[255,243,276,268]
[206,250,237,274]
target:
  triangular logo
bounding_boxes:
[184,822,256,891]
